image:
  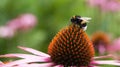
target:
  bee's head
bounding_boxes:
[71,15,91,31]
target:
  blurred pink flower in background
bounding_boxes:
[7,14,37,31]
[0,13,37,38]
[87,0,120,12]
[7,19,20,31]
[0,26,15,38]
[0,46,120,67]
[108,38,120,58]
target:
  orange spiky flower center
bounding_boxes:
[48,23,94,66]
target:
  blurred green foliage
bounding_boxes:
[0,0,120,65]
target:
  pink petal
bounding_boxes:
[3,58,51,67]
[0,61,4,66]
[13,63,54,67]
[98,44,106,55]
[0,54,50,61]
[18,46,50,57]
[90,66,99,67]
[54,65,63,67]
[94,54,113,59]
[93,60,120,66]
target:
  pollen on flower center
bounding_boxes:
[48,24,94,66]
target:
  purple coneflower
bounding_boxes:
[91,31,110,55]
[0,46,120,67]
[0,16,120,67]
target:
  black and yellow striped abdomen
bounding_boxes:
[48,24,94,66]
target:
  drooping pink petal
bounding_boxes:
[0,54,50,60]
[3,58,51,67]
[89,65,100,67]
[13,63,55,67]
[18,46,50,57]
[94,54,113,60]
[54,65,63,67]
[0,61,4,66]
[93,60,120,66]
